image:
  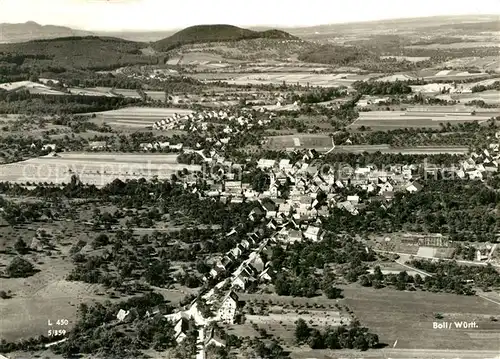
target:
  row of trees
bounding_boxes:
[295,319,380,351]
[0,90,141,114]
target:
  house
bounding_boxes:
[467,170,483,180]
[229,245,243,259]
[304,225,323,242]
[205,327,226,348]
[217,291,239,324]
[174,317,192,343]
[405,181,423,193]
[476,249,489,262]
[261,199,277,218]
[42,144,56,152]
[209,265,225,279]
[117,309,130,322]
[287,229,303,243]
[337,201,359,215]
[378,182,394,194]
[257,158,276,169]
[248,252,265,272]
[259,267,273,282]
[279,159,292,171]
[88,141,107,150]
[347,195,360,204]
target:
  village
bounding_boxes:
[94,108,500,359]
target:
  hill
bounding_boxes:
[154,24,297,51]
[0,36,157,77]
[286,15,500,38]
[0,21,92,43]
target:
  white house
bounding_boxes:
[304,225,322,242]
[406,182,423,193]
[42,144,56,152]
[216,291,239,324]
[116,309,130,322]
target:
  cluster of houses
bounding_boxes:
[452,145,500,180]
[139,141,184,152]
[197,151,426,218]
[152,108,271,133]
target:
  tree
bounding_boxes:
[6,257,36,278]
[294,318,310,344]
[14,238,28,254]
[92,233,109,249]
[373,266,384,281]
[324,286,343,299]
[359,274,372,287]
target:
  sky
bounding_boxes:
[0,0,498,31]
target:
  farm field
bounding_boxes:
[265,134,333,150]
[0,152,201,187]
[84,87,167,101]
[376,70,491,82]
[440,56,500,73]
[350,108,497,130]
[340,286,500,350]
[0,81,69,96]
[408,41,500,49]
[264,135,469,154]
[201,72,379,87]
[447,90,500,105]
[90,106,193,128]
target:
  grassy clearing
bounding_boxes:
[340,286,500,350]
[0,152,201,186]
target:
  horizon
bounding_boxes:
[0,0,498,32]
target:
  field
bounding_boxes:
[0,81,69,96]
[201,72,378,87]
[340,286,500,350]
[380,55,431,62]
[83,87,168,101]
[440,56,500,73]
[0,152,201,187]
[90,106,194,128]
[234,292,352,345]
[264,135,469,154]
[446,90,500,105]
[408,41,500,49]
[350,108,498,130]
[376,70,491,82]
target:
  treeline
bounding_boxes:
[356,266,476,295]
[409,260,500,292]
[0,90,141,114]
[324,179,499,242]
[352,80,412,95]
[471,81,500,93]
[298,44,377,66]
[333,122,498,147]
[292,87,348,104]
[295,319,380,351]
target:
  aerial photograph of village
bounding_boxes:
[0,0,499,358]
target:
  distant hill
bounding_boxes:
[286,15,500,38]
[0,21,92,43]
[154,24,297,51]
[0,36,156,72]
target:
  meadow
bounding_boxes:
[0,152,201,187]
[341,286,500,350]
[90,106,193,128]
[350,108,496,130]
